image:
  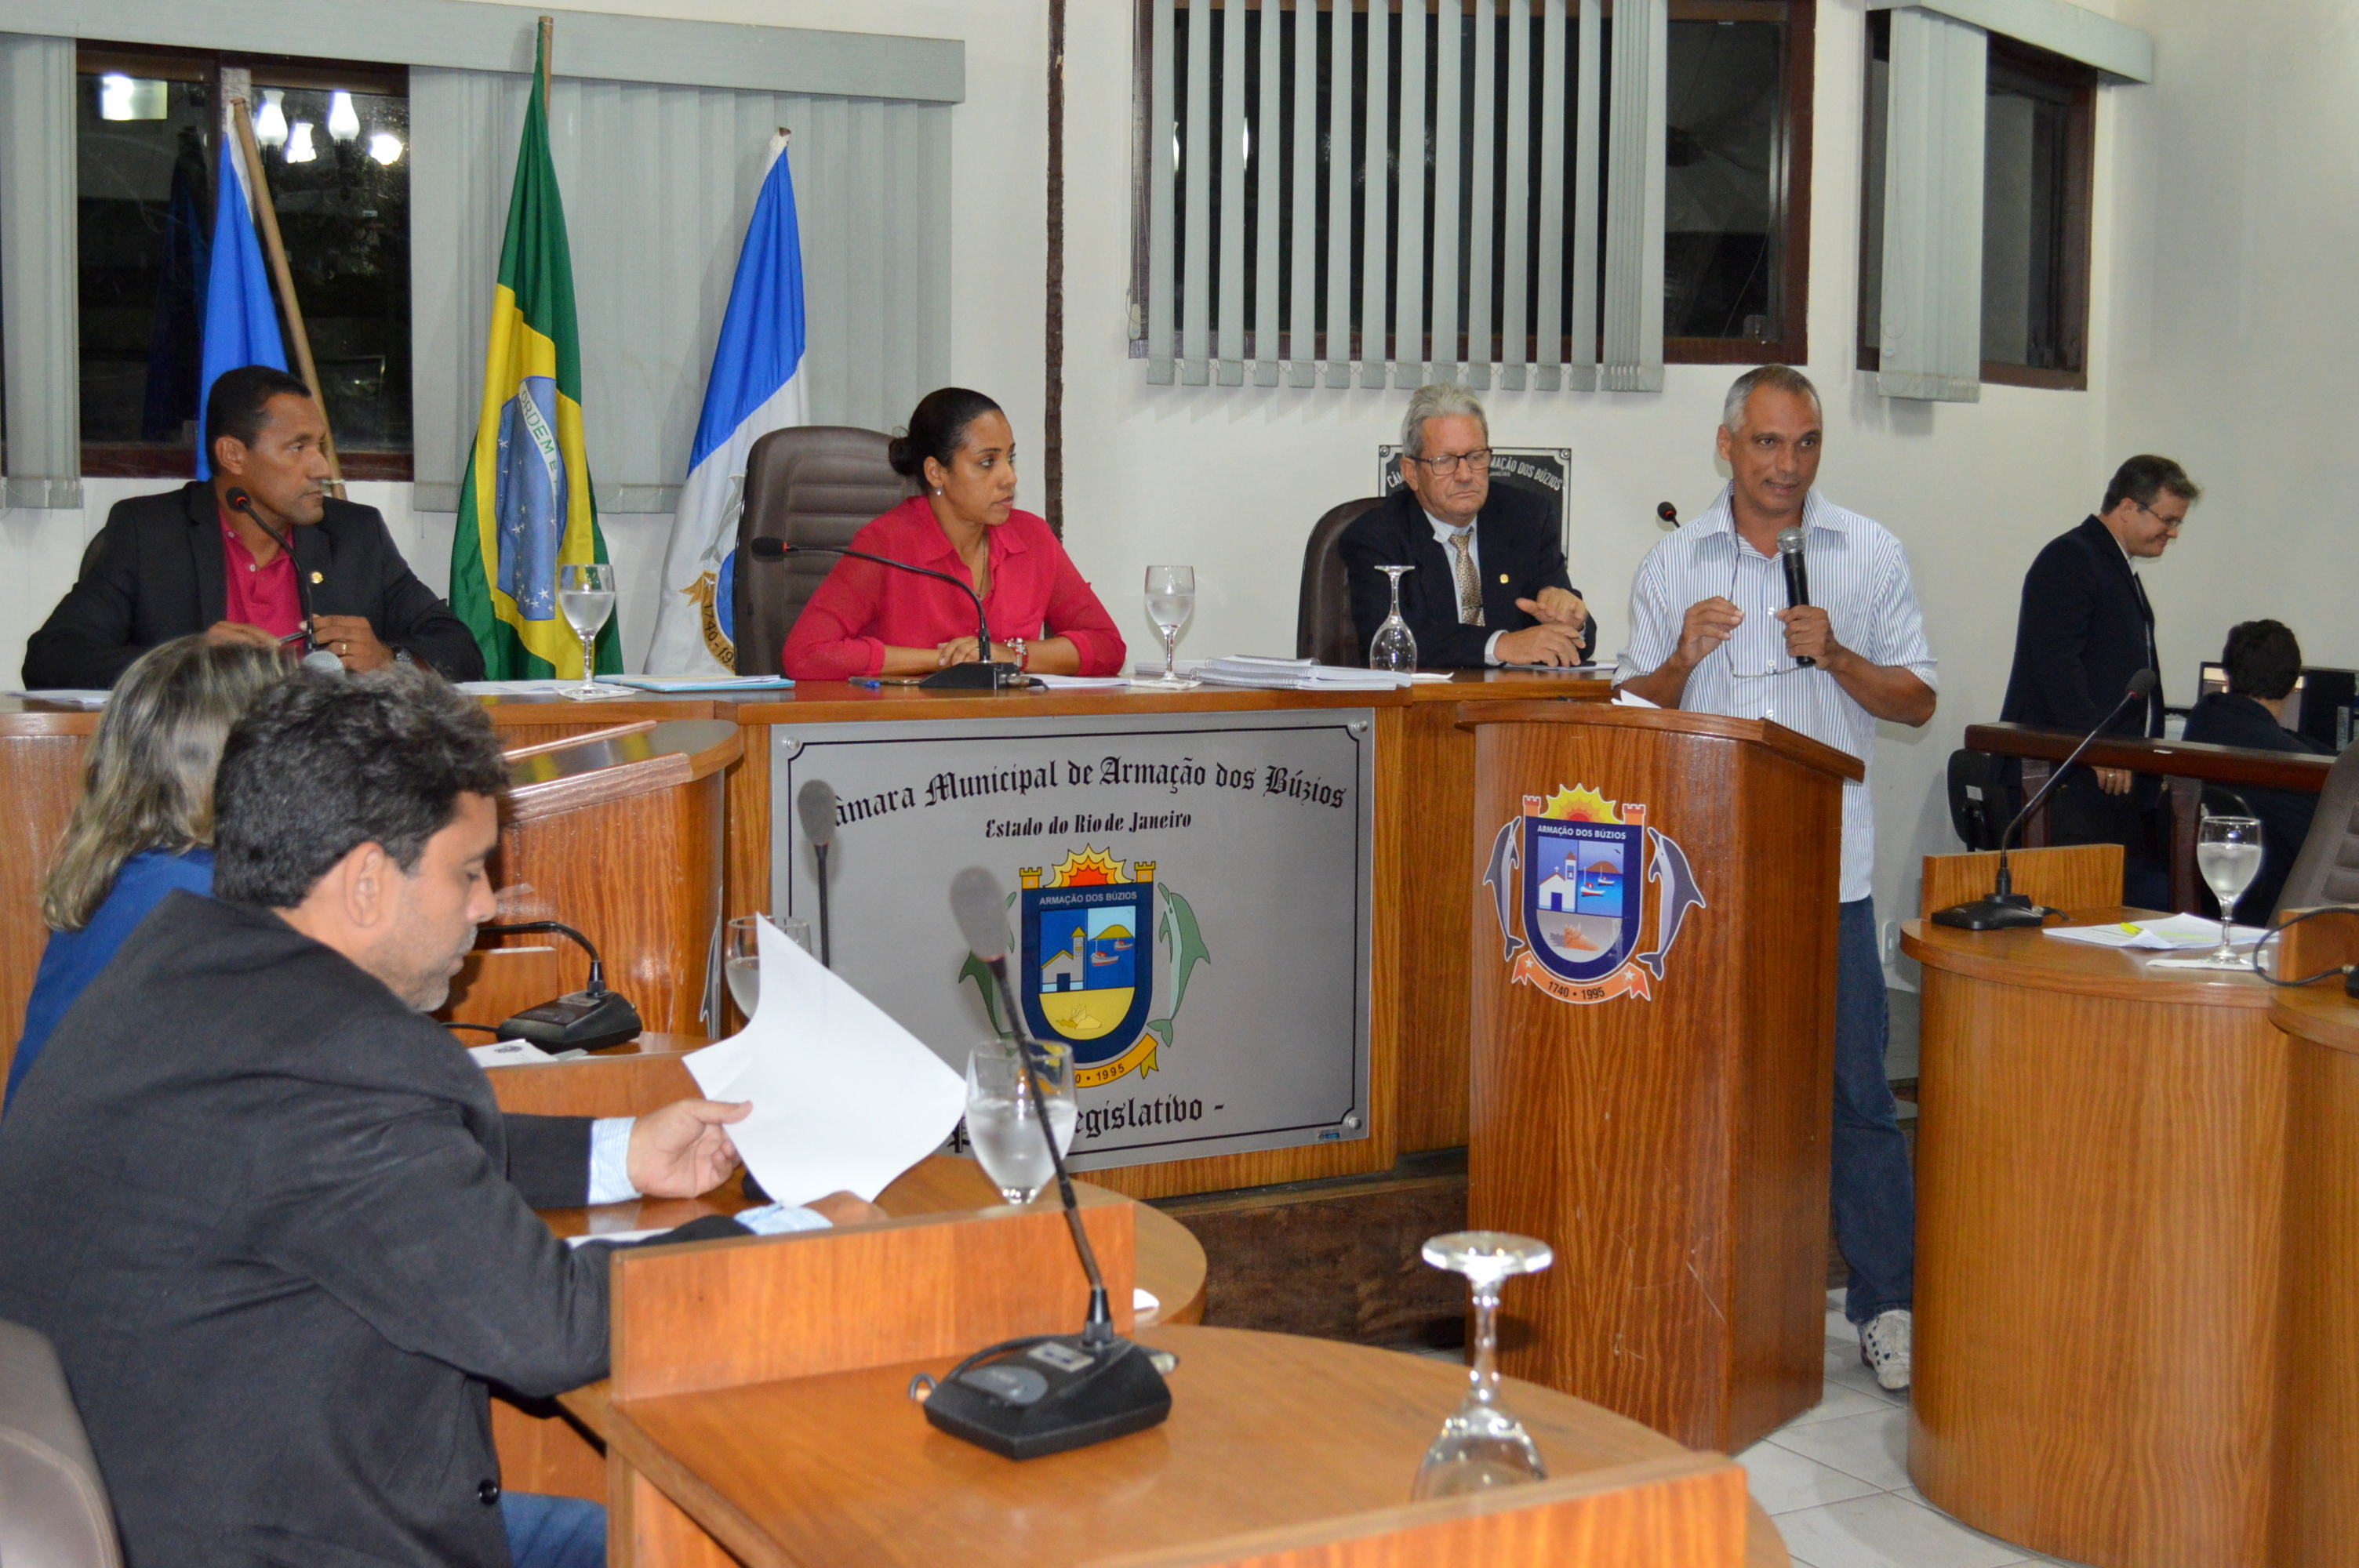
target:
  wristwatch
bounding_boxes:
[391,646,415,667]
[1009,637,1027,672]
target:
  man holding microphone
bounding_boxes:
[1614,365,1936,1392]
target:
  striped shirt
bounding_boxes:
[1614,487,1938,902]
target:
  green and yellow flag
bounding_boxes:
[449,32,619,679]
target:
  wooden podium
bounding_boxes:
[1459,705,1862,1453]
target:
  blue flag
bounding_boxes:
[195,136,288,478]
[646,135,810,674]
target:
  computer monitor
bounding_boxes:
[2195,662,2355,751]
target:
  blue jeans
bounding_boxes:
[1834,896,1914,1326]
[501,1492,606,1568]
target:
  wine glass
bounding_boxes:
[1143,566,1197,685]
[557,562,618,699]
[2153,815,2264,971]
[1369,565,1418,673]
[1412,1230,1554,1500]
[963,1038,1078,1204]
[724,913,812,1017]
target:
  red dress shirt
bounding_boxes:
[219,507,304,641]
[780,497,1127,680]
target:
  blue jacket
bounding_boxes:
[5,848,213,1108]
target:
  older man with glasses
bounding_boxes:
[1338,383,1595,670]
[1614,364,1937,1392]
[1999,454,2201,910]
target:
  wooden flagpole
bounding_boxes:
[228,97,345,498]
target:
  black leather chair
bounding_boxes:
[1296,497,1383,668]
[730,426,918,676]
[0,1318,122,1568]
[1945,749,2010,851]
[2275,742,2359,916]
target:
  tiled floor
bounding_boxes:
[1735,1293,2089,1568]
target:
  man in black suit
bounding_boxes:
[0,669,872,1568]
[23,365,484,688]
[2000,453,2201,909]
[2183,619,2332,921]
[1339,383,1594,669]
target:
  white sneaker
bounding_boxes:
[1859,1308,1912,1392]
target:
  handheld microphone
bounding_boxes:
[1932,668,2160,931]
[746,536,1023,692]
[918,866,1172,1460]
[1776,526,1814,668]
[1656,501,1680,527]
[475,919,644,1049]
[795,779,838,968]
[225,486,343,673]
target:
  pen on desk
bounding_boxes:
[850,677,885,689]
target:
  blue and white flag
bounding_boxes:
[195,134,288,478]
[647,134,810,674]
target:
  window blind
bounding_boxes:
[1142,0,1654,394]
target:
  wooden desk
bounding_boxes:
[2268,984,2359,1568]
[1902,912,2287,1568]
[601,1323,1789,1568]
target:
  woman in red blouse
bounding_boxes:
[780,389,1126,681]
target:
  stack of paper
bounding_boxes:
[9,690,110,709]
[1030,672,1132,690]
[1192,655,1412,691]
[685,917,967,1204]
[2045,914,2266,950]
[605,673,794,693]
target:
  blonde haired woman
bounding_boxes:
[7,637,284,1107]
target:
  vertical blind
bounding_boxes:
[0,33,82,509]
[410,71,951,513]
[1873,7,1986,403]
[1140,0,1666,394]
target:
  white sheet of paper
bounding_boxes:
[685,917,967,1205]
[467,1039,554,1066]
[2046,913,2265,950]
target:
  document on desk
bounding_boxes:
[2045,913,2266,949]
[685,916,967,1204]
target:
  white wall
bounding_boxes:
[8,0,2341,981]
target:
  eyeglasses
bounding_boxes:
[2132,499,2186,532]
[1408,448,1492,477]
[1725,545,1808,681]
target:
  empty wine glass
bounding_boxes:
[1369,565,1418,673]
[1412,1230,1554,1500]
[1143,565,1197,685]
[963,1039,1078,1204]
[724,913,812,1017]
[557,562,618,699]
[2153,815,2263,971]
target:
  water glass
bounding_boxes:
[1143,565,1197,685]
[2153,815,2264,971]
[1412,1230,1554,1499]
[963,1038,1078,1204]
[557,562,619,699]
[724,913,813,1017]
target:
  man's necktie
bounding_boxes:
[1448,528,1485,626]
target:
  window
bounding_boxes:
[75,43,411,477]
[1857,13,2095,390]
[1130,0,1812,381]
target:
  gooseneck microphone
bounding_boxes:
[1776,526,1814,668]
[918,866,1171,1460]
[747,536,1022,691]
[475,918,645,1049]
[224,485,342,674]
[1932,668,2161,931]
[795,779,838,968]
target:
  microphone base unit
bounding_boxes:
[1929,892,2055,931]
[918,660,1027,692]
[922,1334,1172,1460]
[496,989,644,1051]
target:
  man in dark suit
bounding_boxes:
[2183,619,2332,921]
[0,669,872,1568]
[1339,383,1594,669]
[2000,453,2201,909]
[22,365,484,688]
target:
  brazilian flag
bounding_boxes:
[449,34,620,679]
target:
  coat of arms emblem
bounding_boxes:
[1482,785,1706,1004]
